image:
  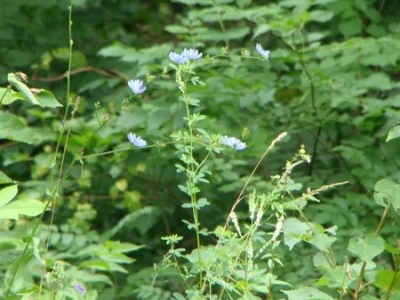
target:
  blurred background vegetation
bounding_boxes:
[1,0,400,299]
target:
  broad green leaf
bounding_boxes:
[79,259,111,271]
[361,73,391,90]
[316,266,355,288]
[173,293,186,300]
[310,10,334,23]
[385,243,400,255]
[67,270,113,285]
[314,0,337,3]
[165,25,190,34]
[35,90,62,107]
[0,88,22,105]
[387,125,400,142]
[0,185,18,207]
[98,252,135,264]
[374,178,400,210]
[367,24,386,37]
[283,287,334,300]
[339,17,362,37]
[98,44,132,58]
[313,252,331,269]
[360,296,379,300]
[7,73,41,106]
[85,291,98,300]
[0,199,46,220]
[0,171,15,184]
[253,24,271,39]
[0,111,31,143]
[282,218,310,250]
[170,0,212,5]
[79,260,128,273]
[374,270,400,291]
[310,233,336,252]
[185,247,218,265]
[196,28,250,41]
[348,234,385,261]
[237,0,251,8]
[104,241,144,253]
[0,112,51,144]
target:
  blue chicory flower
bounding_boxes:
[256,44,270,59]
[220,136,246,151]
[128,79,146,94]
[127,133,147,147]
[169,48,203,64]
[73,284,86,294]
[182,48,202,60]
[169,51,189,64]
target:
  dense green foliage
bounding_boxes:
[1,0,400,299]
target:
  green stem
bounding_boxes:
[353,206,390,299]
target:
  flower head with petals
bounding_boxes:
[220,136,246,151]
[128,79,146,94]
[169,52,189,64]
[256,44,270,59]
[182,48,202,60]
[127,133,147,147]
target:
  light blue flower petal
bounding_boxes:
[128,79,146,94]
[220,136,246,151]
[169,51,189,64]
[182,48,202,60]
[256,43,270,59]
[127,133,147,147]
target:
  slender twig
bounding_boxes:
[32,66,128,82]
[222,132,288,232]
